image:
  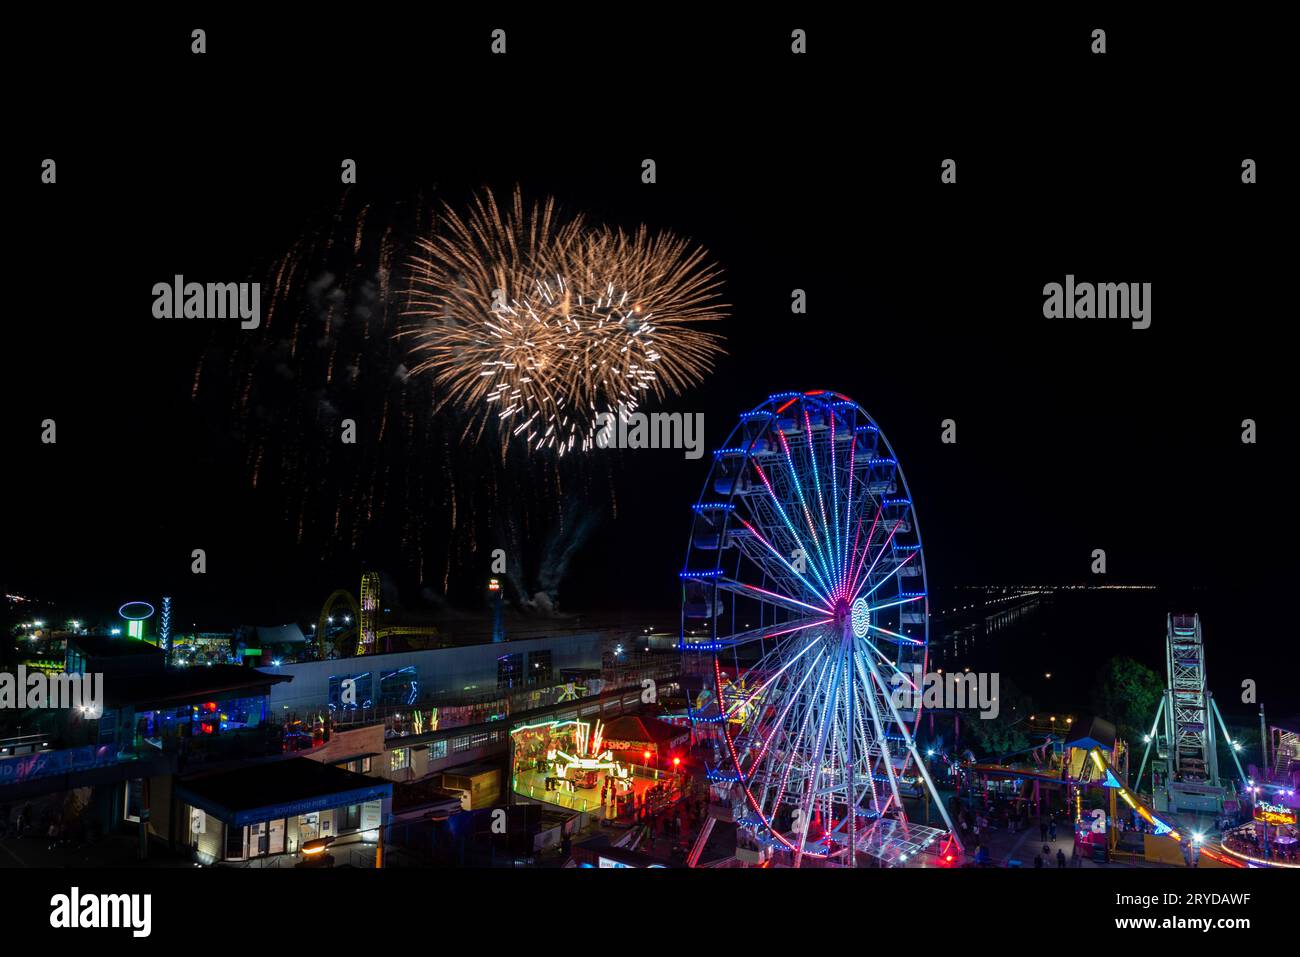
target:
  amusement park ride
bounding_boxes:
[513,717,636,797]
[680,391,958,867]
[548,720,628,790]
[315,571,441,658]
[956,613,1279,868]
[1134,614,1248,817]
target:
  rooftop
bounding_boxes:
[177,757,390,823]
[103,665,292,709]
[1064,715,1117,751]
[70,636,164,659]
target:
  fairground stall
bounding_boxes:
[509,716,686,819]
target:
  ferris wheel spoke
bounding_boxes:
[771,430,839,590]
[801,409,837,588]
[692,615,832,654]
[860,635,921,692]
[819,652,863,849]
[858,548,917,601]
[847,514,904,605]
[839,434,866,598]
[858,642,964,850]
[724,623,832,721]
[714,577,831,617]
[745,647,826,795]
[732,515,832,606]
[741,478,836,603]
[863,593,924,614]
[865,618,926,647]
[830,415,843,587]
[747,457,837,599]
[848,500,881,591]
[853,648,908,824]
[763,653,830,823]
[852,688,882,815]
[793,639,846,865]
[738,617,831,677]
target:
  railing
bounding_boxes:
[316,667,682,738]
[0,732,50,753]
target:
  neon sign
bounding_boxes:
[1254,801,1297,826]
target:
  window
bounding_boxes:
[430,739,448,760]
[123,779,144,823]
[248,821,269,857]
[347,756,372,774]
[97,709,118,744]
[340,804,361,832]
[268,818,285,855]
[528,649,553,685]
[379,666,419,707]
[452,735,471,753]
[497,653,524,689]
[329,672,373,710]
[391,748,410,771]
[225,821,246,860]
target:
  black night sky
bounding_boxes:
[4,18,1294,703]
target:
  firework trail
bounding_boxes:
[403,187,727,457]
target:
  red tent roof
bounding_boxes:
[601,714,689,746]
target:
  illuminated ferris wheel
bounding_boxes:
[680,391,960,866]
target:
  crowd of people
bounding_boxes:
[955,800,1084,868]
[627,773,711,858]
[955,797,1062,841]
[1221,824,1299,863]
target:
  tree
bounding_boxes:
[1091,656,1163,746]
[961,676,1035,759]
